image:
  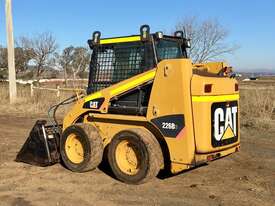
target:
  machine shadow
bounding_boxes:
[157,163,208,180]
[98,158,208,181]
[98,145,209,181]
[97,145,117,180]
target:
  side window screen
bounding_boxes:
[156,39,183,60]
[88,42,155,94]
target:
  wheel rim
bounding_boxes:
[65,134,84,164]
[115,140,140,175]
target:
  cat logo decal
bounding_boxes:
[212,101,238,147]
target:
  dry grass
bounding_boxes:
[0,82,76,117]
[240,82,275,122]
[0,81,274,123]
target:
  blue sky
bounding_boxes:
[0,0,275,71]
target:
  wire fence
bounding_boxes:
[30,84,85,97]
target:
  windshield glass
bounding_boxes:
[155,39,183,60]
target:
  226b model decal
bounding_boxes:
[211,101,238,147]
[152,115,184,138]
[162,122,178,130]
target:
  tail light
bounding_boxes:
[204,84,212,93]
[235,83,239,91]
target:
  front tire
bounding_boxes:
[108,128,163,184]
[60,123,103,172]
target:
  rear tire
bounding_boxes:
[60,123,103,172]
[108,128,163,184]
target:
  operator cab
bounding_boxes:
[87,25,190,94]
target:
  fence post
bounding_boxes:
[57,85,60,97]
[30,83,34,97]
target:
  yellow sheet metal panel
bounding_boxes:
[147,59,196,166]
[170,162,190,174]
[100,36,141,44]
[89,113,147,122]
[63,98,87,130]
[191,74,239,96]
[192,100,240,153]
[193,62,228,74]
[205,62,228,74]
[191,69,240,154]
[195,144,240,163]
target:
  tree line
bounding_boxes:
[0,32,90,80]
[0,17,238,80]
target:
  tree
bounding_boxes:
[175,17,238,63]
[0,45,8,79]
[1,33,58,79]
[0,43,34,73]
[0,46,8,69]
[31,32,58,77]
[58,46,89,85]
[15,37,35,73]
[71,47,90,78]
[59,46,74,84]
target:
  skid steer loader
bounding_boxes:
[16,25,240,184]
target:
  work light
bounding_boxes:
[92,31,101,44]
[155,31,163,39]
[140,25,150,41]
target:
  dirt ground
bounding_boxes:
[0,114,275,206]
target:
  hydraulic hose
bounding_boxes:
[47,94,83,135]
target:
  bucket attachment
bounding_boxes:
[15,120,61,167]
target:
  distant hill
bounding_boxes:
[236,68,275,78]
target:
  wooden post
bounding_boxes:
[64,67,67,86]
[30,83,34,97]
[5,0,17,104]
[57,85,60,97]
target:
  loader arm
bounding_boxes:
[63,69,157,130]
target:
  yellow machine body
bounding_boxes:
[63,58,240,174]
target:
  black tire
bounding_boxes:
[108,128,163,184]
[60,123,103,172]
